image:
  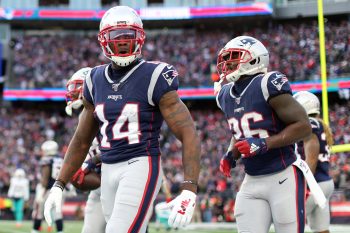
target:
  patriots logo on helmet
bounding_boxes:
[239,38,257,47]
[271,73,288,91]
[162,69,178,86]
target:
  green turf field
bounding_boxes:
[0,220,236,233]
[1,220,349,233]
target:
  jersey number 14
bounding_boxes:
[95,103,141,147]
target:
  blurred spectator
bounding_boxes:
[7,168,29,228]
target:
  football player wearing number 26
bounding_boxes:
[44,5,200,233]
[216,36,312,233]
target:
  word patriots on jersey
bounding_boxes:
[160,190,197,228]
[235,138,268,157]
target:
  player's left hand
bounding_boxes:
[44,186,63,226]
[235,138,268,157]
[161,190,197,228]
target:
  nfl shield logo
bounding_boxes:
[235,98,241,104]
[112,83,120,91]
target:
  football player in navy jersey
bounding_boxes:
[215,36,312,233]
[44,6,200,233]
[32,141,64,233]
[294,91,334,233]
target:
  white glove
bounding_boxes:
[44,186,63,226]
[163,190,197,228]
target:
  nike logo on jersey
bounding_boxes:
[249,143,260,154]
[128,159,139,165]
[279,178,288,184]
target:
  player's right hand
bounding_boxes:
[220,151,236,177]
[235,138,268,157]
[44,186,63,226]
[161,190,197,228]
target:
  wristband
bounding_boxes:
[182,180,198,186]
[53,180,66,191]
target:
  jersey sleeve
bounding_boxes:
[216,83,232,111]
[39,156,52,166]
[261,71,292,102]
[151,63,179,106]
[83,69,94,105]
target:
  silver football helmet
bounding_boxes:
[41,140,59,157]
[98,6,145,67]
[217,36,269,82]
[293,91,320,115]
[65,67,92,116]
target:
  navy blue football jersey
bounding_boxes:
[217,71,296,176]
[39,155,63,189]
[83,59,179,163]
[296,117,332,182]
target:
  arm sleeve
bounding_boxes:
[83,78,93,104]
[216,84,232,111]
[39,156,52,166]
[83,68,94,104]
[261,71,292,102]
[151,64,179,106]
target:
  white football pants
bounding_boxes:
[101,156,163,233]
[82,188,106,233]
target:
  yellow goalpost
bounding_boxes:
[317,0,350,153]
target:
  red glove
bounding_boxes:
[235,138,268,158]
[220,151,237,177]
[72,168,88,185]
[72,158,100,184]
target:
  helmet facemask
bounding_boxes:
[217,48,253,82]
[98,25,145,67]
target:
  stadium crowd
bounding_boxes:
[10,20,350,89]
[3,14,350,222]
[0,102,350,222]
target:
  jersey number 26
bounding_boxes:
[228,112,269,139]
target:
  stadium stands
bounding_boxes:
[10,20,350,89]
